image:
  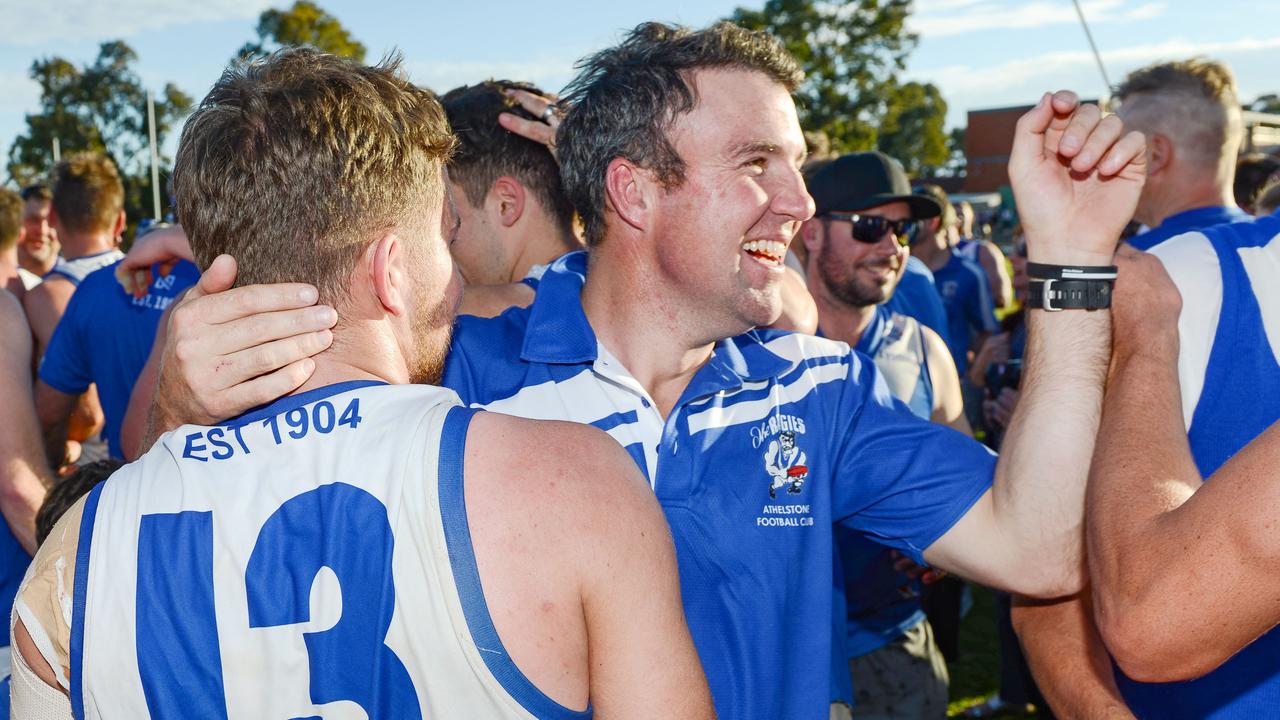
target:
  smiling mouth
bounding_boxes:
[743,239,787,266]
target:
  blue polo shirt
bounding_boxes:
[1128,206,1252,252]
[885,256,950,347]
[932,253,998,376]
[442,251,995,719]
[39,260,199,458]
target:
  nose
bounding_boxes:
[774,165,815,224]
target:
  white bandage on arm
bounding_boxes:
[9,624,73,720]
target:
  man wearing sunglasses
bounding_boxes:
[800,151,972,719]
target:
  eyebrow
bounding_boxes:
[728,139,808,167]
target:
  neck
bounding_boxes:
[58,231,115,260]
[507,223,581,283]
[813,295,877,347]
[580,247,718,417]
[291,322,411,395]
[912,235,950,272]
[17,248,54,275]
[1145,181,1237,229]
[0,248,18,282]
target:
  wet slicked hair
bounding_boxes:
[557,21,803,247]
[441,80,573,233]
[173,48,455,302]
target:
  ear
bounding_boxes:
[1146,133,1172,179]
[603,158,654,235]
[490,176,526,228]
[112,209,126,239]
[368,233,408,317]
[800,219,823,253]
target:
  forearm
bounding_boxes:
[0,461,47,554]
[993,308,1110,595]
[1012,592,1132,720]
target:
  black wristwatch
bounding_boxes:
[1027,278,1112,311]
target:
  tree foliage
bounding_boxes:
[876,80,949,175]
[1251,93,1280,114]
[729,0,924,156]
[237,1,367,63]
[6,41,192,226]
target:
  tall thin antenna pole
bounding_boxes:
[1072,0,1113,97]
[51,137,61,163]
[147,90,161,220]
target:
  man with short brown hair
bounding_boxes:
[11,48,711,719]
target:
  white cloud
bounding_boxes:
[0,0,271,46]
[909,35,1280,125]
[404,58,579,95]
[910,0,1167,38]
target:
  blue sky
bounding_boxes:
[2,0,1278,171]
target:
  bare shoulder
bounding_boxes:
[465,412,655,520]
[921,324,954,366]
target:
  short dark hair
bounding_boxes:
[1235,153,1280,212]
[20,184,52,203]
[0,188,21,252]
[50,154,124,236]
[36,459,123,546]
[441,80,573,233]
[173,48,455,302]
[558,21,803,246]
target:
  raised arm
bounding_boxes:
[1087,246,1280,682]
[924,91,1145,598]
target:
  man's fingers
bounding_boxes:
[1070,113,1126,174]
[180,282,325,327]
[1099,130,1148,177]
[215,358,317,416]
[1049,89,1080,116]
[1011,93,1054,165]
[498,112,556,148]
[211,330,334,389]
[187,254,239,302]
[1058,103,1102,159]
[504,87,560,117]
[182,304,336,362]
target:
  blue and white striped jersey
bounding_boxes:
[443,251,995,720]
[49,382,585,719]
[43,249,124,287]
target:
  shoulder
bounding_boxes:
[0,287,24,326]
[465,412,658,537]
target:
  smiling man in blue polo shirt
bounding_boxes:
[145,23,1147,720]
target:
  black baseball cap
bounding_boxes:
[806,151,941,219]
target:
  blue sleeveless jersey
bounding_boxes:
[1117,214,1280,718]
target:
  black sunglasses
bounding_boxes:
[823,212,916,247]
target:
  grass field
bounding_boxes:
[946,585,1041,719]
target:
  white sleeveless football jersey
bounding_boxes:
[69,380,587,719]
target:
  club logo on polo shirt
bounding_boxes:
[753,414,817,528]
[765,430,808,499]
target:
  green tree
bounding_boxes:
[876,80,949,175]
[6,41,192,228]
[1251,93,1280,114]
[237,1,366,63]
[729,0,917,154]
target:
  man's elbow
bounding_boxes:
[1096,604,1223,683]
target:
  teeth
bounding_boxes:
[743,240,787,264]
